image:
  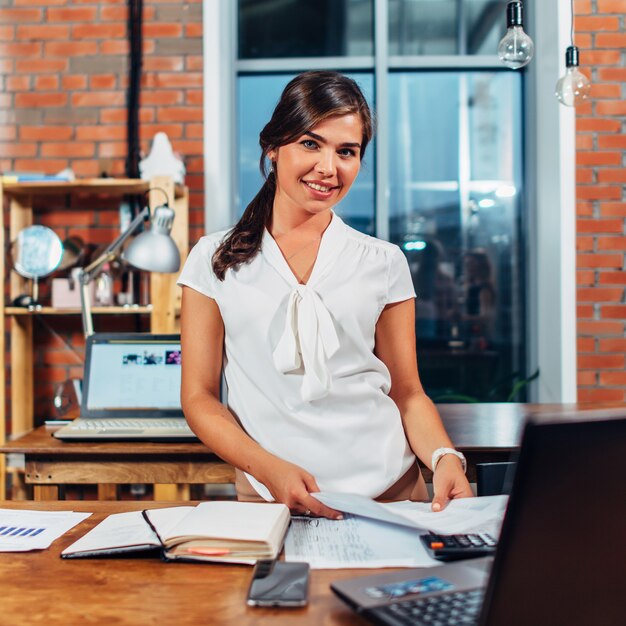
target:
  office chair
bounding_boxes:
[476,461,516,496]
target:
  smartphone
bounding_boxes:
[246,560,310,607]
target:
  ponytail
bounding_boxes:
[212,171,276,280]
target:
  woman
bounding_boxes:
[178,71,472,519]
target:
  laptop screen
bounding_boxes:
[82,334,183,418]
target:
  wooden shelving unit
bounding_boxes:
[0,176,189,499]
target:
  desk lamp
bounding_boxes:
[79,197,180,337]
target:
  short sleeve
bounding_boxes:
[176,236,220,299]
[386,245,416,305]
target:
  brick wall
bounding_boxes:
[0,0,204,424]
[576,0,626,402]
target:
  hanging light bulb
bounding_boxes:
[498,1,534,69]
[555,46,590,106]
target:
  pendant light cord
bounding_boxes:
[570,0,575,46]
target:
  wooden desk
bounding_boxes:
[0,403,595,500]
[0,427,235,501]
[0,500,374,626]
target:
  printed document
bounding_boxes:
[0,509,91,552]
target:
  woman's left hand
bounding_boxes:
[431,455,474,511]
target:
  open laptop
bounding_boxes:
[54,333,197,442]
[332,409,626,626]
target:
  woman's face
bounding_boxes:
[268,113,363,217]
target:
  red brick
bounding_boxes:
[599,338,626,353]
[578,388,625,402]
[186,56,203,71]
[141,124,183,139]
[577,371,597,386]
[41,142,95,158]
[90,75,117,90]
[71,161,102,178]
[576,118,622,132]
[577,270,596,285]
[0,127,16,141]
[577,151,622,166]
[100,40,129,55]
[596,0,626,12]
[589,83,622,98]
[578,320,623,335]
[577,186,622,200]
[35,75,59,91]
[157,108,204,123]
[0,42,42,56]
[144,24,183,38]
[47,7,98,22]
[577,253,623,268]
[596,240,626,263]
[578,337,596,352]
[44,41,98,57]
[578,354,625,369]
[598,135,626,149]
[598,271,626,285]
[0,143,37,158]
[144,56,184,72]
[15,58,67,73]
[596,101,626,116]
[600,203,626,217]
[576,16,620,31]
[98,142,127,158]
[578,287,624,301]
[598,170,626,184]
[577,236,595,251]
[100,6,128,20]
[76,126,125,141]
[0,8,42,22]
[20,126,73,141]
[186,90,203,106]
[15,92,67,107]
[577,219,623,233]
[72,24,126,39]
[597,68,626,81]
[599,371,626,385]
[577,305,594,318]
[601,305,626,319]
[577,201,594,217]
[141,91,182,106]
[185,124,203,139]
[6,76,30,91]
[576,168,594,184]
[14,158,68,172]
[185,23,203,38]
[576,134,594,150]
[16,25,70,40]
[150,73,203,89]
[71,92,125,107]
[574,0,593,13]
[595,33,626,48]
[62,75,88,90]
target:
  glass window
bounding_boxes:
[237,72,376,234]
[388,71,524,401]
[238,0,374,59]
[389,0,505,56]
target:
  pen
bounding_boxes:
[186,547,231,556]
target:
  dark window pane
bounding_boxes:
[389,0,505,56]
[388,71,525,402]
[237,73,375,235]
[238,0,374,59]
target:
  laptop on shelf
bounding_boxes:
[54,333,198,442]
[332,409,626,626]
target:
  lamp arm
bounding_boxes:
[81,205,150,280]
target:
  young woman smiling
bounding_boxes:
[178,71,472,518]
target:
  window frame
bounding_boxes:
[202,0,577,402]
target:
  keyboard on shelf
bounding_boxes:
[420,533,497,562]
[66,419,191,431]
[365,589,484,626]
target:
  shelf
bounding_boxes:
[1,178,185,199]
[5,305,154,316]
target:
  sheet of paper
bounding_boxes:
[313,492,508,537]
[284,514,440,569]
[61,510,162,556]
[0,509,91,552]
[383,495,509,536]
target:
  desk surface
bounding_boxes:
[1,403,594,455]
[0,500,376,626]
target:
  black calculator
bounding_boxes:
[420,532,498,561]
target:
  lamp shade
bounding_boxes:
[122,204,181,273]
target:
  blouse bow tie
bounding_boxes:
[272,284,340,401]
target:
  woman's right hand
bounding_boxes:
[258,458,343,520]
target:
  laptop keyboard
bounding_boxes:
[365,589,484,626]
[67,419,191,431]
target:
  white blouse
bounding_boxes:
[177,213,417,500]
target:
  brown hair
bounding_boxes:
[212,71,373,280]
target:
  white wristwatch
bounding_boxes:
[431,447,467,473]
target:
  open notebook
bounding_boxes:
[54,333,197,441]
[61,501,291,565]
